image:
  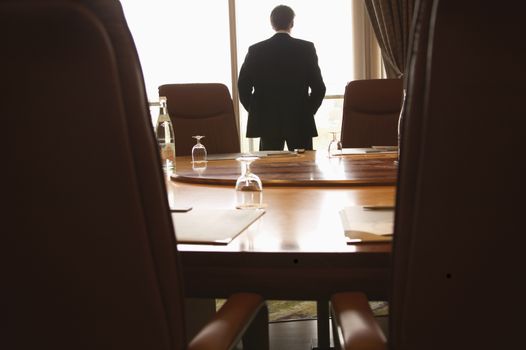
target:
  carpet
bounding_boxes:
[216,300,388,322]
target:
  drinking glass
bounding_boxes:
[191,135,207,164]
[192,161,207,176]
[328,131,342,157]
[235,156,264,209]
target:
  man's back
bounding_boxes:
[247,34,316,93]
[238,33,325,142]
[238,5,326,151]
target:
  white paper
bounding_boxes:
[172,209,265,244]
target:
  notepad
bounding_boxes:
[335,148,398,155]
[371,146,398,151]
[253,150,296,157]
[206,151,296,161]
[172,209,265,245]
[206,152,245,161]
[339,206,394,244]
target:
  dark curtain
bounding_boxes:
[364,0,415,78]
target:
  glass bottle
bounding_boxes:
[155,96,176,172]
[396,88,407,166]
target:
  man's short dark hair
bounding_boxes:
[270,5,295,30]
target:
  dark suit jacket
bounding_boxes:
[238,33,326,139]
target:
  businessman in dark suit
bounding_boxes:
[238,5,326,151]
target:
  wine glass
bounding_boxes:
[235,156,264,209]
[191,135,207,164]
[192,161,207,177]
[328,131,342,157]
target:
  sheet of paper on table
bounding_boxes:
[334,147,398,155]
[339,205,394,244]
[207,150,296,161]
[172,209,265,245]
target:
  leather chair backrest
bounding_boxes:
[2,1,187,349]
[393,0,525,349]
[158,83,241,156]
[340,78,403,148]
[389,0,433,346]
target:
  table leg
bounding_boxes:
[184,298,216,340]
[314,300,331,350]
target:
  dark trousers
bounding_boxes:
[259,135,313,151]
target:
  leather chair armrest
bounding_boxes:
[188,293,268,350]
[331,292,387,350]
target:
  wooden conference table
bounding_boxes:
[167,150,396,348]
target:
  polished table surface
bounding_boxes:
[171,150,398,186]
[169,151,396,300]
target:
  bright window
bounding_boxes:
[121,0,357,151]
[121,0,231,100]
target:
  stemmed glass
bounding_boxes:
[235,156,264,209]
[192,161,207,176]
[191,135,207,164]
[328,131,342,157]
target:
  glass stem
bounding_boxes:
[241,162,249,177]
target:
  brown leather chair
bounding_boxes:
[158,83,241,156]
[2,1,267,350]
[330,0,525,349]
[340,79,403,148]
